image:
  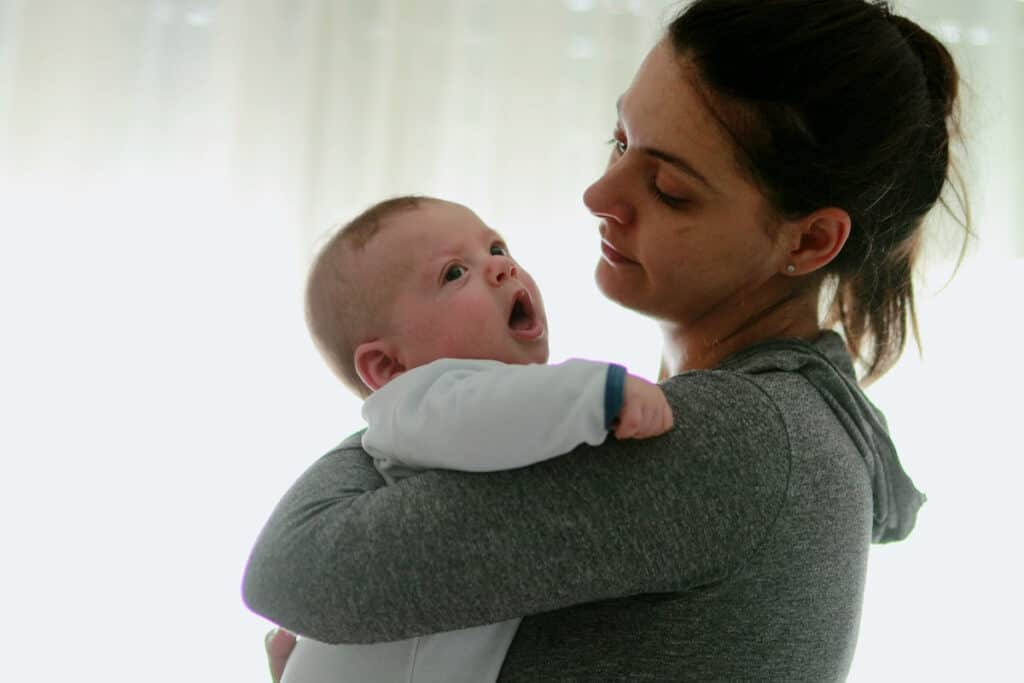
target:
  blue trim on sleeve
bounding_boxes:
[604,364,627,429]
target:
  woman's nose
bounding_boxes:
[487,256,518,285]
[583,166,635,227]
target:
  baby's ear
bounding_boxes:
[354,340,406,392]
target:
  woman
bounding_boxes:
[244,1,966,680]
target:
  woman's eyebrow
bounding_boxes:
[616,94,717,194]
[645,148,716,193]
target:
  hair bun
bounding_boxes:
[886,13,959,119]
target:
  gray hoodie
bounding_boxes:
[243,331,924,682]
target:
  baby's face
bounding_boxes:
[370,201,549,369]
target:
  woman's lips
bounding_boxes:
[601,239,638,266]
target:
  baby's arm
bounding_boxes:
[361,358,672,474]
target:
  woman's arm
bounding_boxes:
[242,371,791,644]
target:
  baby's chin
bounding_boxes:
[521,339,550,365]
[496,342,549,367]
[527,350,550,365]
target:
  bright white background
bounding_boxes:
[1,1,1021,681]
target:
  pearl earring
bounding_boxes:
[786,265,796,274]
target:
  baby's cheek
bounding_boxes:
[450,307,502,350]
[430,314,490,356]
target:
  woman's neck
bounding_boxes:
[658,290,821,380]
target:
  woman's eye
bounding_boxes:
[490,244,508,256]
[609,125,628,155]
[443,264,466,282]
[607,136,627,155]
[652,184,687,209]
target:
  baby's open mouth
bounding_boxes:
[508,290,535,331]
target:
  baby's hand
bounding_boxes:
[613,374,674,440]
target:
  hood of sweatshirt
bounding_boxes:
[720,331,925,543]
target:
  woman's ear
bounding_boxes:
[783,207,851,276]
[354,340,406,392]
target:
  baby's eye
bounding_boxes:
[443,264,466,282]
[490,244,508,256]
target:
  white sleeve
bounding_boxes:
[361,358,618,473]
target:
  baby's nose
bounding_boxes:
[488,257,517,284]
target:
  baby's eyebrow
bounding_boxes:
[422,231,510,275]
[487,229,509,246]
[416,252,447,284]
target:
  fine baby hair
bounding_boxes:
[305,195,438,398]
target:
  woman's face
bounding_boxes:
[583,40,788,328]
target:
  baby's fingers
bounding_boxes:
[614,424,637,439]
[661,401,674,432]
[634,400,670,438]
[648,405,671,437]
[628,403,661,439]
[613,414,636,439]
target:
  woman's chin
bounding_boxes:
[595,263,664,319]
[595,261,633,305]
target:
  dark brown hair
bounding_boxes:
[305,195,435,398]
[668,0,970,382]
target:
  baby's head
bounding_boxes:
[306,196,549,398]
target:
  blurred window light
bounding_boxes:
[152,1,175,24]
[935,20,962,44]
[567,35,597,60]
[626,0,648,16]
[185,8,214,27]
[564,0,596,13]
[966,26,992,46]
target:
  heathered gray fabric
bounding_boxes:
[243,331,924,682]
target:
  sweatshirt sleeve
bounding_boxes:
[242,370,791,644]
[361,358,622,473]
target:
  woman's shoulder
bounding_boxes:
[662,331,857,417]
[656,369,792,487]
[655,331,865,466]
[660,362,790,434]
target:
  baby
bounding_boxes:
[277,195,673,683]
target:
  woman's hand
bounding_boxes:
[264,628,296,683]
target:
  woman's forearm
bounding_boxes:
[242,373,790,644]
[242,435,387,641]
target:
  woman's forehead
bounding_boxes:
[619,41,738,190]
